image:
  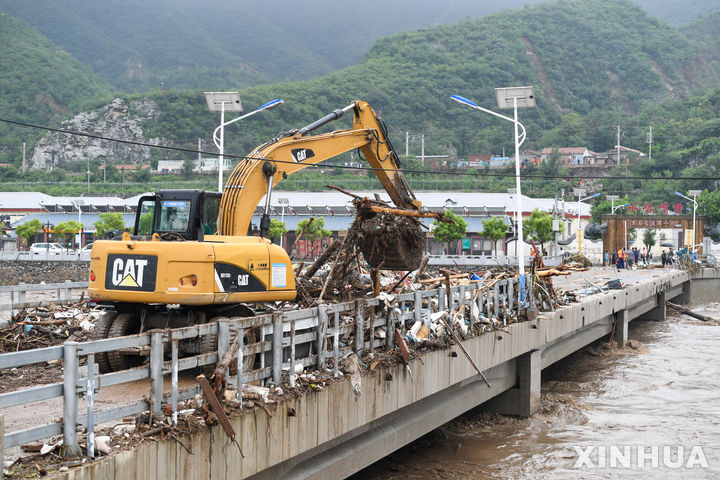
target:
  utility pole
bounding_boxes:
[21,142,26,173]
[647,126,653,162]
[103,159,106,184]
[421,134,425,166]
[405,132,409,156]
[616,125,621,165]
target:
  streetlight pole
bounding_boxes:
[675,190,701,252]
[205,93,283,193]
[451,87,536,311]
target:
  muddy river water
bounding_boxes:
[355,303,720,479]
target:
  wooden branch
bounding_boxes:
[362,204,454,223]
[288,217,314,259]
[667,302,717,322]
[417,273,469,284]
[303,239,341,279]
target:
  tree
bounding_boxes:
[94,212,127,238]
[16,218,44,247]
[182,158,194,178]
[643,229,656,250]
[523,209,557,252]
[296,217,331,242]
[698,190,720,225]
[134,167,151,182]
[268,219,287,242]
[480,216,508,255]
[54,220,84,249]
[433,210,468,255]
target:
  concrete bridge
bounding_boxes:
[2,268,718,479]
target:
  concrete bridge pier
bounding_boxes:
[641,291,667,321]
[614,310,629,347]
[482,350,540,417]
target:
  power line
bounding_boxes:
[2,116,719,182]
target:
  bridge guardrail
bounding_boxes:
[0,278,520,459]
[0,281,89,321]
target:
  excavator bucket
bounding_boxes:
[353,212,424,271]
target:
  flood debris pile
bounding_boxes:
[0,301,103,353]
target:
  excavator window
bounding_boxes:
[202,196,220,234]
[136,199,156,236]
[157,200,192,232]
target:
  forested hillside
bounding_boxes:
[136,0,719,160]
[0,12,111,163]
[1,0,719,205]
[0,0,716,93]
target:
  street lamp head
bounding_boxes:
[450,94,479,108]
[674,191,683,197]
[257,98,283,112]
[588,192,601,199]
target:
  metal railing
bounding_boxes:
[0,281,89,321]
[0,252,90,262]
[0,278,520,459]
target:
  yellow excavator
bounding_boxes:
[88,100,426,372]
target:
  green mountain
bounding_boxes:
[134,0,719,160]
[0,0,716,93]
[0,11,111,162]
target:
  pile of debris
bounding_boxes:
[0,302,105,353]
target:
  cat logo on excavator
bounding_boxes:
[105,254,158,292]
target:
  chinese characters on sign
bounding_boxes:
[627,218,684,228]
[616,200,686,216]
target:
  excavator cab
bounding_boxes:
[133,190,222,240]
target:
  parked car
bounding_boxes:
[81,242,93,253]
[29,242,64,255]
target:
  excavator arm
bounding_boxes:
[218,101,422,236]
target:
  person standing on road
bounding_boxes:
[641,247,647,265]
[612,250,617,268]
[661,250,667,267]
[605,251,609,266]
[633,247,640,266]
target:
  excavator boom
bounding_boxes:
[219,101,421,236]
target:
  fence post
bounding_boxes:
[414,291,422,325]
[316,307,328,370]
[507,278,515,312]
[236,328,244,407]
[289,320,296,388]
[86,353,95,459]
[386,307,394,349]
[493,283,500,320]
[333,312,340,378]
[272,313,283,386]
[171,338,179,427]
[64,280,72,301]
[1,414,5,480]
[355,299,364,355]
[17,285,26,309]
[63,341,81,457]
[217,320,230,372]
[149,331,164,418]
